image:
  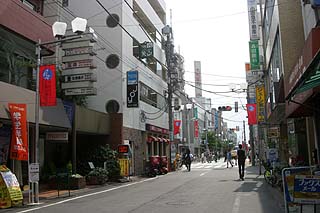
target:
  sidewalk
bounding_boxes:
[22,176,147,204]
[245,162,285,211]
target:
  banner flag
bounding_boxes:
[194,120,199,138]
[173,120,181,135]
[8,103,28,161]
[40,65,56,106]
[246,104,257,125]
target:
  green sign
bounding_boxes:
[249,40,260,70]
[193,108,198,119]
[139,42,153,59]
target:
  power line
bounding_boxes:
[184,70,246,79]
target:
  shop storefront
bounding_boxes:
[285,27,320,165]
[145,124,169,163]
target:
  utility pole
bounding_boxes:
[243,120,246,145]
[163,25,174,171]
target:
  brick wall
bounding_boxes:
[123,127,146,175]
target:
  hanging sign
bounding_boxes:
[174,120,181,135]
[249,40,260,70]
[247,0,259,40]
[8,103,28,161]
[256,85,265,122]
[194,120,199,138]
[246,104,257,125]
[39,65,56,106]
[127,70,139,108]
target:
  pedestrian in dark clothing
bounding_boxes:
[237,144,246,181]
[185,149,192,172]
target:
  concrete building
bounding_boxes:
[45,0,170,175]
[257,0,320,165]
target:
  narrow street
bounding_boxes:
[10,160,284,213]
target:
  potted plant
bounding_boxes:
[86,167,109,185]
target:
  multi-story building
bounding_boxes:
[284,1,320,165]
[50,0,170,175]
[249,0,305,163]
[0,0,172,188]
[0,0,72,188]
[257,0,320,165]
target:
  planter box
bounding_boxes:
[70,177,86,189]
[86,176,108,185]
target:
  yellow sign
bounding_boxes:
[0,165,23,208]
[256,85,265,122]
[118,159,129,177]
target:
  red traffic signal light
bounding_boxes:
[218,106,232,111]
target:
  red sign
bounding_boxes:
[118,145,129,153]
[146,124,169,135]
[174,120,181,135]
[246,104,257,125]
[8,103,28,161]
[194,120,199,138]
[40,65,56,106]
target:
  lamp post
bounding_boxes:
[32,17,90,204]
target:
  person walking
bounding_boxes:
[185,149,192,172]
[237,144,246,180]
[226,149,233,168]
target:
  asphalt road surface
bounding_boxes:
[12,159,285,213]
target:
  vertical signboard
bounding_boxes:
[246,104,257,125]
[247,0,259,40]
[8,104,28,161]
[39,65,56,106]
[194,61,202,98]
[249,40,260,70]
[256,85,265,122]
[194,120,199,138]
[127,70,139,108]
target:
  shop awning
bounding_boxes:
[286,50,320,100]
[0,82,71,128]
[164,138,170,143]
[147,136,157,143]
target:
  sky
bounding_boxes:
[166,0,251,143]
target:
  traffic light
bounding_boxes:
[235,101,238,112]
[218,106,232,111]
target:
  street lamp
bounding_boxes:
[33,17,88,204]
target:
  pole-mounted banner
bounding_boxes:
[39,65,57,106]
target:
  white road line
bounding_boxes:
[16,177,158,213]
[200,172,207,176]
[232,195,241,213]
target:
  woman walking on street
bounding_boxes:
[227,149,233,168]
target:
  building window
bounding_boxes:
[106,14,119,28]
[106,54,120,69]
[140,82,163,108]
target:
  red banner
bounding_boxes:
[40,65,56,106]
[174,120,181,135]
[246,104,257,125]
[8,103,28,161]
[194,120,199,137]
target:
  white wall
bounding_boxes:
[62,0,168,131]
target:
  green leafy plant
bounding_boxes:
[77,144,121,181]
[86,167,109,184]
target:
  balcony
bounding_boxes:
[0,0,53,45]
